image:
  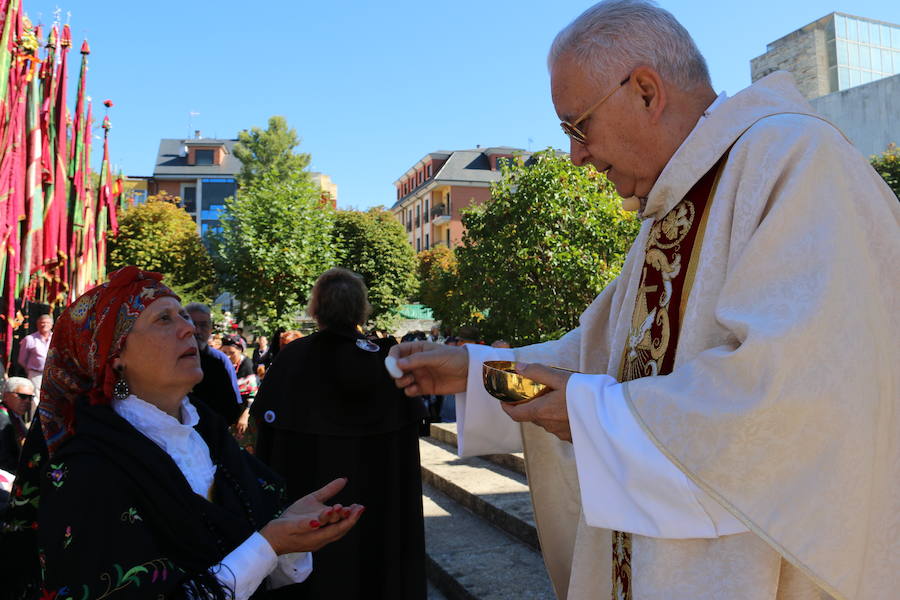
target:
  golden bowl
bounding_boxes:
[482,361,550,405]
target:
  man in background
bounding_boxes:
[17,314,52,409]
[185,303,243,425]
[0,377,35,474]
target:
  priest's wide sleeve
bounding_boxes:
[566,373,747,538]
[456,344,521,456]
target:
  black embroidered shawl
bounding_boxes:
[0,398,286,600]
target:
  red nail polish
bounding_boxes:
[310,520,320,528]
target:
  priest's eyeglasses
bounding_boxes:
[560,75,631,145]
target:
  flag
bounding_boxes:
[21,22,43,299]
[66,37,88,301]
[0,0,20,294]
[47,24,70,304]
[38,24,58,302]
[77,99,95,291]
[96,114,112,282]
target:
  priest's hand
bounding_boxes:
[389,342,469,396]
[260,477,364,554]
[501,363,573,442]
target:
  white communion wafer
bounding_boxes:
[384,355,404,379]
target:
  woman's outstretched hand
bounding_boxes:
[260,477,364,554]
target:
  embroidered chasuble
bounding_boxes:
[462,72,898,600]
[611,157,722,600]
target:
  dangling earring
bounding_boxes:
[113,373,130,401]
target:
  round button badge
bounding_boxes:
[264,410,276,424]
[356,339,380,352]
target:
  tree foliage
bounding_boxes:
[332,208,418,331]
[871,143,899,199]
[232,116,311,188]
[424,149,641,346]
[214,170,334,330]
[107,192,216,304]
[416,245,465,329]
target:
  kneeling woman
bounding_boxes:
[1,267,363,599]
[252,268,426,599]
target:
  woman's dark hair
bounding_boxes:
[307,268,371,331]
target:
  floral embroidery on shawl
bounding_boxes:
[120,508,142,524]
[46,463,68,488]
[41,558,177,600]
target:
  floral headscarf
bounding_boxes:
[40,266,178,455]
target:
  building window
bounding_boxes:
[182,186,197,213]
[446,192,451,213]
[425,233,429,248]
[446,229,450,247]
[427,164,432,177]
[424,199,430,222]
[200,179,237,224]
[416,238,421,252]
[195,149,214,165]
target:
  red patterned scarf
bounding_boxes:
[39,266,178,455]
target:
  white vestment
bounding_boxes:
[457,72,899,600]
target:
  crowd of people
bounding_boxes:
[0,262,502,599]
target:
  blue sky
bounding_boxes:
[21,1,900,210]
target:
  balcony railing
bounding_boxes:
[430,204,447,218]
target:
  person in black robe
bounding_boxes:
[0,267,364,599]
[252,268,427,600]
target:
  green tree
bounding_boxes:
[444,149,641,345]
[214,170,334,330]
[332,208,418,331]
[416,245,466,329]
[107,192,216,304]
[871,143,899,199]
[232,116,311,187]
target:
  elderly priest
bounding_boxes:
[390,1,899,600]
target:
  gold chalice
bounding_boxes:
[482,361,576,405]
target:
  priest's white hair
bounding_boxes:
[549,0,711,91]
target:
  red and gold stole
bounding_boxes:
[610,156,725,600]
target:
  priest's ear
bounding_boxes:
[630,66,667,123]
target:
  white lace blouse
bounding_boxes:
[113,394,311,599]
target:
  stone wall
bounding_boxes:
[810,73,900,157]
[750,14,839,100]
[751,25,827,100]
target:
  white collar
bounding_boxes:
[113,394,199,442]
[113,394,216,498]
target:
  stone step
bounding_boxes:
[430,422,526,477]
[423,481,555,600]
[419,436,538,551]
